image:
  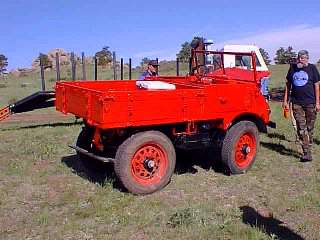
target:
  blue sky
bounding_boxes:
[1,0,320,70]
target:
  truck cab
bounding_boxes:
[222,44,268,72]
[202,43,270,99]
[223,45,270,99]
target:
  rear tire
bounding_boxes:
[76,127,106,173]
[114,131,176,195]
[221,121,259,174]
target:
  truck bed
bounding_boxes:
[55,79,268,129]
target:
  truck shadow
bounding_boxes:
[175,147,228,175]
[61,147,228,192]
[260,141,301,159]
[61,140,304,192]
[267,132,287,141]
[267,132,320,146]
[61,154,125,192]
[240,206,304,240]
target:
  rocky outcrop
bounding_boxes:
[31,49,94,70]
[12,49,94,76]
[48,48,71,66]
[10,68,35,77]
[31,48,71,70]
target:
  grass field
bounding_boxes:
[0,63,320,239]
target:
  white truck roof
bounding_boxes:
[223,44,269,72]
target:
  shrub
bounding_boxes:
[167,208,194,228]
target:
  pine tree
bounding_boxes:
[274,46,296,64]
[38,53,52,69]
[176,37,205,63]
[95,46,113,66]
[274,47,286,64]
[284,46,296,63]
[259,48,271,65]
[176,42,192,62]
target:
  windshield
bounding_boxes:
[205,53,223,73]
[235,55,261,68]
[191,50,259,76]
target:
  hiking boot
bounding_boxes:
[300,151,312,162]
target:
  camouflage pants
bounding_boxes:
[292,103,317,153]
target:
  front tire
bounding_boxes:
[114,131,176,194]
[221,121,259,174]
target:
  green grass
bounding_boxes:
[0,63,319,239]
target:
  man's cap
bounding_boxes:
[148,60,159,66]
[298,50,309,58]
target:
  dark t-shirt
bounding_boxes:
[138,70,157,80]
[286,64,320,105]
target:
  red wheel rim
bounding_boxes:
[234,132,256,169]
[131,142,168,185]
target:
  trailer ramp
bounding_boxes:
[0,91,55,122]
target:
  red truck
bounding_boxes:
[55,41,274,194]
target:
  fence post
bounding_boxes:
[129,58,132,80]
[176,58,180,76]
[71,52,76,81]
[82,52,86,80]
[156,57,159,75]
[94,56,98,80]
[120,58,123,80]
[39,53,45,91]
[56,52,60,81]
[113,51,117,80]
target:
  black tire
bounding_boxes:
[221,121,259,174]
[76,127,106,173]
[114,131,176,195]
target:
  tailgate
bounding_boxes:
[55,82,105,125]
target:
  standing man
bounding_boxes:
[139,60,159,80]
[283,50,320,162]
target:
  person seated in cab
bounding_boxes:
[139,60,159,80]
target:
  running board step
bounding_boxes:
[69,145,114,163]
